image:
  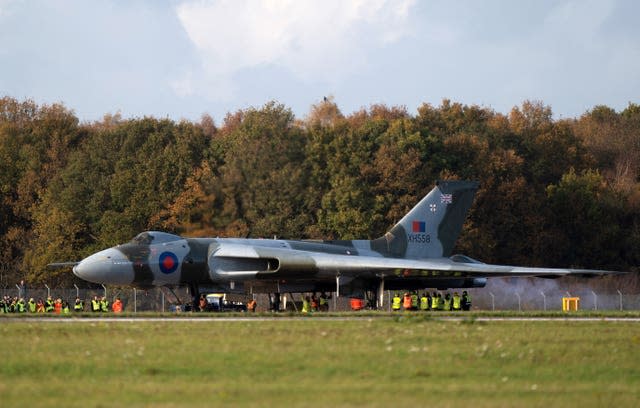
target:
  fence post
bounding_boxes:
[540,291,546,311]
[617,289,623,311]
[44,284,50,298]
[161,291,165,313]
[591,290,597,311]
[74,284,79,298]
[15,284,20,298]
[515,292,521,312]
[133,288,137,313]
[489,292,495,311]
[101,284,107,299]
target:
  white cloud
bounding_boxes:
[0,0,17,18]
[174,0,416,99]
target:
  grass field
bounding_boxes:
[1,314,639,407]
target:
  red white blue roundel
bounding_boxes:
[159,252,179,274]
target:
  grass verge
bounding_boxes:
[1,317,639,407]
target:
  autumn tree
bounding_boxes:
[544,169,627,269]
[24,116,209,284]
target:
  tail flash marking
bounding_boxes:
[412,221,426,233]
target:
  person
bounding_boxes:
[392,293,402,311]
[53,298,62,314]
[462,291,471,311]
[198,294,207,312]
[91,296,100,312]
[431,292,439,311]
[45,296,54,313]
[0,296,6,313]
[100,296,109,312]
[27,297,36,313]
[452,292,461,311]
[419,293,429,311]
[403,292,412,310]
[36,298,45,313]
[437,293,444,311]
[410,292,419,310]
[301,296,311,314]
[319,292,330,312]
[16,298,26,313]
[62,300,70,314]
[311,294,319,312]
[247,298,257,312]
[443,293,452,311]
[112,297,123,313]
[74,297,84,312]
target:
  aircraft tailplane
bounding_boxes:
[371,180,479,259]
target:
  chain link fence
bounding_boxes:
[2,283,639,313]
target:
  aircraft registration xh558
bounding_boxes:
[61,180,616,303]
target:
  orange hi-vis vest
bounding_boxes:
[403,295,412,309]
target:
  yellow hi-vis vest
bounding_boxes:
[452,295,461,310]
[420,297,429,310]
[392,296,402,310]
[431,296,438,309]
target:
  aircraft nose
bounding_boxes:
[73,248,134,285]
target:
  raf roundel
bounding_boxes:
[159,252,179,274]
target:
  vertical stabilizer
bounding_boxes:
[371,180,479,259]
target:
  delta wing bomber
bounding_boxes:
[57,181,618,307]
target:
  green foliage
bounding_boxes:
[20,114,209,283]
[545,169,627,269]
[0,97,81,282]
[1,96,639,286]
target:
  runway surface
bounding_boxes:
[5,316,640,323]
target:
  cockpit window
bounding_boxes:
[131,231,181,245]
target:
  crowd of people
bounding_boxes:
[0,295,124,314]
[298,291,471,313]
[391,291,472,311]
[2,290,471,314]
[301,293,332,313]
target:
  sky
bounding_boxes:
[1,0,639,124]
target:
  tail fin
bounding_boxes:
[371,180,479,259]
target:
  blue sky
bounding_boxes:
[1,0,638,124]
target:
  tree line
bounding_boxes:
[1,96,638,287]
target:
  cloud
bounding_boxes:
[173,0,416,99]
[0,0,14,17]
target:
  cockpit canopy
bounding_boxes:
[130,231,182,245]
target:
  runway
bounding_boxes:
[5,316,640,323]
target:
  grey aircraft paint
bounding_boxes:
[67,181,618,297]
